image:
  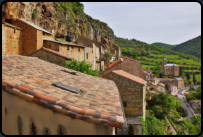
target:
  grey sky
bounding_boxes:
[81,2,201,45]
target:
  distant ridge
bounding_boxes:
[151,42,177,49]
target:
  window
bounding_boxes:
[30,122,36,135]
[72,46,74,49]
[14,41,16,48]
[86,53,88,59]
[78,47,80,51]
[49,44,51,48]
[43,32,45,36]
[123,102,127,107]
[52,82,81,94]
[18,116,22,135]
[14,28,16,33]
[67,46,69,50]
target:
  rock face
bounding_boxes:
[2,2,115,49]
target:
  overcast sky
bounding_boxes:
[81,2,201,45]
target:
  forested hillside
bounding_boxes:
[172,35,201,58]
[151,42,177,49]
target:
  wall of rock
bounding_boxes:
[2,2,115,49]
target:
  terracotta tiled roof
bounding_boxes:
[189,100,197,104]
[158,83,165,88]
[112,70,145,85]
[103,57,141,73]
[29,47,73,60]
[2,21,23,30]
[2,54,126,129]
[59,41,85,47]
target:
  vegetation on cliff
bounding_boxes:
[152,42,177,49]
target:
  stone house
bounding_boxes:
[157,83,165,92]
[11,18,54,56]
[167,84,178,96]
[2,54,127,135]
[161,55,179,76]
[189,100,201,110]
[112,43,121,58]
[102,70,147,135]
[74,35,98,70]
[2,21,23,55]
[29,47,73,66]
[102,57,142,78]
[174,78,185,89]
[43,39,85,63]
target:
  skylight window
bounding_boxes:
[61,70,77,75]
[52,82,81,94]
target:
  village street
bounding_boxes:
[177,86,200,122]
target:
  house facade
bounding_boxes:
[43,39,85,63]
[102,57,142,78]
[161,55,179,76]
[102,70,147,135]
[2,54,127,135]
[2,21,23,55]
[189,100,201,110]
[74,35,98,70]
[11,18,54,56]
[167,84,178,96]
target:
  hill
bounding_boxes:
[151,42,177,49]
[171,35,201,58]
[114,36,201,73]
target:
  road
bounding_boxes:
[177,86,200,122]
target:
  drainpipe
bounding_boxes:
[116,90,127,135]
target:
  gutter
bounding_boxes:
[116,90,127,135]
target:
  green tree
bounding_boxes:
[181,72,186,79]
[148,92,171,119]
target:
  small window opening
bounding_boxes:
[49,44,51,48]
[14,28,16,33]
[67,46,69,50]
[14,41,16,48]
[52,82,81,94]
[72,46,74,49]
[44,129,49,135]
[43,32,45,36]
[123,102,127,107]
[78,47,80,51]
[30,122,36,135]
[86,53,88,59]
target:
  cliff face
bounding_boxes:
[2,2,114,49]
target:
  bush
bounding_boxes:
[64,60,100,77]
[189,86,195,91]
[32,10,39,19]
[177,106,188,117]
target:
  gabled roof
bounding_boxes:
[29,47,73,60]
[74,35,93,47]
[189,100,197,104]
[2,54,126,129]
[2,21,23,30]
[17,18,53,35]
[107,70,145,85]
[103,57,141,73]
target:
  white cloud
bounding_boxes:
[81,2,201,45]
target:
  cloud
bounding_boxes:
[81,2,201,44]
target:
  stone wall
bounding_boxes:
[175,80,184,89]
[44,41,60,51]
[2,89,115,135]
[12,20,38,56]
[2,23,23,55]
[103,72,145,116]
[29,50,68,66]
[59,45,84,63]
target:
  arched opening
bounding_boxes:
[30,122,36,135]
[18,116,22,135]
[43,128,50,135]
[57,125,66,135]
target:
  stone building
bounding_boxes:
[74,35,98,70]
[174,78,185,89]
[2,54,127,135]
[161,55,179,76]
[102,57,142,78]
[112,43,121,58]
[189,100,201,110]
[43,39,85,62]
[167,84,178,96]
[2,21,23,55]
[11,18,54,56]
[102,70,147,135]
[29,47,72,66]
